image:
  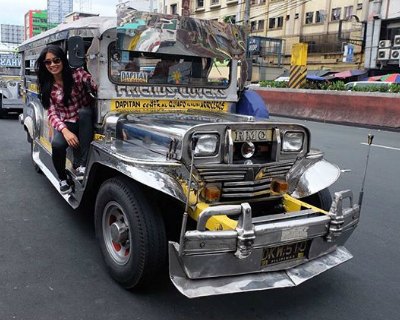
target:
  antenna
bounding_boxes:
[358,134,374,209]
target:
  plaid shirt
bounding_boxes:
[48,68,97,132]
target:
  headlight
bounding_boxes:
[193,133,219,157]
[282,132,304,152]
[241,141,255,158]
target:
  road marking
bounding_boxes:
[361,143,400,151]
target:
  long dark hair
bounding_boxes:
[35,45,74,109]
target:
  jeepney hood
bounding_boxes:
[115,112,257,159]
[110,111,340,200]
[113,111,311,164]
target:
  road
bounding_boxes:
[0,115,399,320]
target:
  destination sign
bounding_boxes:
[0,54,21,67]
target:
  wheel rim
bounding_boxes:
[102,201,131,265]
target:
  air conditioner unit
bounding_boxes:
[377,48,391,60]
[379,40,391,48]
[393,35,400,47]
[391,49,400,60]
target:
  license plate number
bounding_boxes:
[232,129,272,142]
[260,241,310,267]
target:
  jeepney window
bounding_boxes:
[0,67,20,76]
[108,43,230,88]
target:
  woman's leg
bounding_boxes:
[77,107,93,167]
[52,122,79,180]
[51,130,69,181]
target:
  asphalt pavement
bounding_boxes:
[0,115,399,320]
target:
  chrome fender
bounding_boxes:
[24,101,42,139]
[24,116,34,140]
[88,144,188,204]
[287,154,341,198]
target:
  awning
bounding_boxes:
[306,74,326,81]
[368,73,400,83]
[325,69,368,80]
[308,70,331,77]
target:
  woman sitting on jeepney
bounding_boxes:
[35,45,97,194]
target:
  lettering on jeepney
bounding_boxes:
[116,85,227,99]
[232,130,271,142]
[111,99,228,112]
[281,226,308,241]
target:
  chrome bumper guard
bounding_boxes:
[169,190,360,298]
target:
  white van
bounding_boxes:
[345,81,392,91]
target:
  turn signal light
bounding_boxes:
[270,179,289,195]
[204,185,221,202]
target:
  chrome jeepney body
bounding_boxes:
[0,53,23,116]
[18,5,360,298]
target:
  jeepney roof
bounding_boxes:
[18,16,115,51]
[116,8,247,60]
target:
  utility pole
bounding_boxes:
[243,0,251,30]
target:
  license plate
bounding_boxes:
[232,129,272,142]
[260,241,310,267]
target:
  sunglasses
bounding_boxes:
[44,57,62,66]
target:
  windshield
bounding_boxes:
[0,67,20,76]
[108,43,230,88]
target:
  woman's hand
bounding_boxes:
[61,128,79,148]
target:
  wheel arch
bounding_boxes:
[23,101,42,141]
[82,162,185,213]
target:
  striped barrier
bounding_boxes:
[289,65,307,89]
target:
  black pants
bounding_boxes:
[51,108,93,180]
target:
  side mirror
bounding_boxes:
[68,36,85,68]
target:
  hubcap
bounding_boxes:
[102,201,131,265]
[110,221,129,243]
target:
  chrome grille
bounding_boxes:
[197,161,294,199]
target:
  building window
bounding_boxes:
[259,0,266,4]
[316,10,326,23]
[305,12,313,24]
[224,15,236,24]
[344,6,353,20]
[211,0,220,5]
[269,18,276,29]
[277,16,283,28]
[258,19,265,31]
[170,4,177,14]
[251,0,256,4]
[251,21,257,32]
[331,8,341,21]
[196,0,204,8]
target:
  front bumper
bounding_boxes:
[169,244,352,298]
[168,190,360,298]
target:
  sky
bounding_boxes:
[0,0,153,26]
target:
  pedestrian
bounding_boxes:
[35,45,97,194]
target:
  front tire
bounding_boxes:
[301,187,332,211]
[95,176,167,289]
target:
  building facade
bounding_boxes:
[365,0,400,72]
[24,10,57,40]
[47,0,73,24]
[185,0,370,71]
[0,25,24,45]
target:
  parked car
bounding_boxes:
[345,81,391,91]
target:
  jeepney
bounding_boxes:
[18,5,361,298]
[0,52,23,117]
